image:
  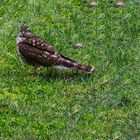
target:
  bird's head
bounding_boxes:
[18,25,33,37]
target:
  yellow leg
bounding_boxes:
[30,64,41,76]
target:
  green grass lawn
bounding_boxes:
[0,0,140,139]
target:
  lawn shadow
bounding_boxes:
[37,68,94,82]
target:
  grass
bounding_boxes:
[0,0,140,139]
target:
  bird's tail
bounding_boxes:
[55,55,95,73]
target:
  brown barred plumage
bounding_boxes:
[16,26,94,73]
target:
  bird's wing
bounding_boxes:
[60,54,77,63]
[18,43,61,66]
[24,36,59,55]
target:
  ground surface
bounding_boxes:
[0,0,140,139]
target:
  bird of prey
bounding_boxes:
[16,25,94,73]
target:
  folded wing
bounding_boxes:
[18,43,61,66]
[23,36,59,55]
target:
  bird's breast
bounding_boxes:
[16,36,26,44]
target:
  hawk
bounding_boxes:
[16,25,94,73]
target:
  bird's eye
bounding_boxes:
[26,28,31,32]
[27,28,30,30]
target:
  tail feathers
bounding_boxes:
[55,58,94,73]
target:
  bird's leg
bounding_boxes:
[30,64,41,76]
